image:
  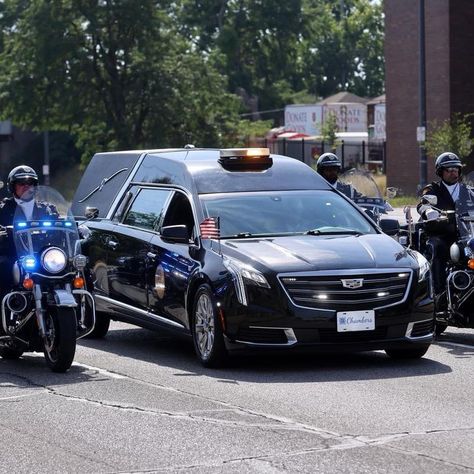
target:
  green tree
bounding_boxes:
[425,113,473,162]
[178,0,306,111]
[320,112,339,150]
[0,0,241,165]
[300,0,384,98]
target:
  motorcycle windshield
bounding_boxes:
[13,186,79,270]
[455,186,474,243]
[338,168,388,212]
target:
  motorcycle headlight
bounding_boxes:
[41,247,67,274]
[412,250,430,282]
[223,257,270,306]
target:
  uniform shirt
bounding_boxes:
[0,197,59,227]
[334,181,362,200]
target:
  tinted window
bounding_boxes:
[162,192,195,239]
[122,188,170,231]
[200,190,376,238]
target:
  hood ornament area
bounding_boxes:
[341,278,364,289]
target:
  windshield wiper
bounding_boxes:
[304,229,362,236]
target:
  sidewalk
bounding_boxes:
[386,206,420,224]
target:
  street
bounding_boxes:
[1,322,473,473]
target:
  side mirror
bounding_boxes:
[380,218,400,236]
[364,208,376,221]
[161,225,190,244]
[386,187,398,199]
[422,194,438,206]
[0,180,3,190]
[85,206,99,219]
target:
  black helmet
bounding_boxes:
[316,153,342,172]
[7,165,39,193]
[435,152,463,176]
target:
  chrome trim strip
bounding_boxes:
[234,326,297,347]
[278,268,414,313]
[95,294,184,329]
[106,153,147,220]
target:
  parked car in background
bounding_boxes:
[72,147,434,367]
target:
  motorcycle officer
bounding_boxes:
[0,165,58,301]
[417,152,469,308]
[316,153,362,200]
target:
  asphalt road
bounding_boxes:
[1,322,473,473]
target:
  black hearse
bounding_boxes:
[72,147,434,367]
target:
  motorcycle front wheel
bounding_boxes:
[43,307,77,372]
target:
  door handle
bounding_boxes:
[107,238,119,250]
[147,252,157,260]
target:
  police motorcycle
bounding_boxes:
[408,190,474,335]
[0,186,95,372]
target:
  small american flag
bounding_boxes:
[200,217,220,239]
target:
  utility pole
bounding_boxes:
[418,0,428,189]
[43,131,50,186]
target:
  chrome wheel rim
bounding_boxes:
[195,293,215,359]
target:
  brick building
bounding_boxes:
[385,0,474,195]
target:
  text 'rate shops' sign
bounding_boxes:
[324,103,367,133]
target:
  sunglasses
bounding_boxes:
[443,167,460,173]
[15,179,36,186]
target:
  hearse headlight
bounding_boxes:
[41,247,67,274]
[412,250,430,282]
[223,257,270,306]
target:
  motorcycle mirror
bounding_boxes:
[85,206,99,219]
[386,187,398,199]
[0,180,3,190]
[422,194,438,206]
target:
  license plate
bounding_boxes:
[337,310,375,332]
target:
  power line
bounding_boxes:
[239,108,285,117]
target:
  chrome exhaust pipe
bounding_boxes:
[6,292,28,314]
[450,270,472,291]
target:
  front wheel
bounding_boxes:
[385,344,430,360]
[86,312,110,338]
[192,284,228,368]
[43,308,77,372]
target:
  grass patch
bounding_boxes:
[388,196,419,207]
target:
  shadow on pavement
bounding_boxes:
[76,323,453,384]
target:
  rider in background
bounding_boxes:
[0,165,58,302]
[416,152,469,306]
[316,153,362,200]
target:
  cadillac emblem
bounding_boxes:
[341,278,364,289]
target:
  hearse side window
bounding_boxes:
[122,188,171,231]
[161,191,195,239]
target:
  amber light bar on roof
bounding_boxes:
[219,148,270,158]
[218,148,272,171]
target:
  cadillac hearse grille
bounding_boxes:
[279,271,412,311]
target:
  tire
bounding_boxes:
[43,308,77,373]
[0,345,24,360]
[435,324,448,337]
[192,284,228,368]
[385,344,430,360]
[85,311,110,339]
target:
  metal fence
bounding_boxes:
[251,137,386,173]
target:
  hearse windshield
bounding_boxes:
[200,190,377,238]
